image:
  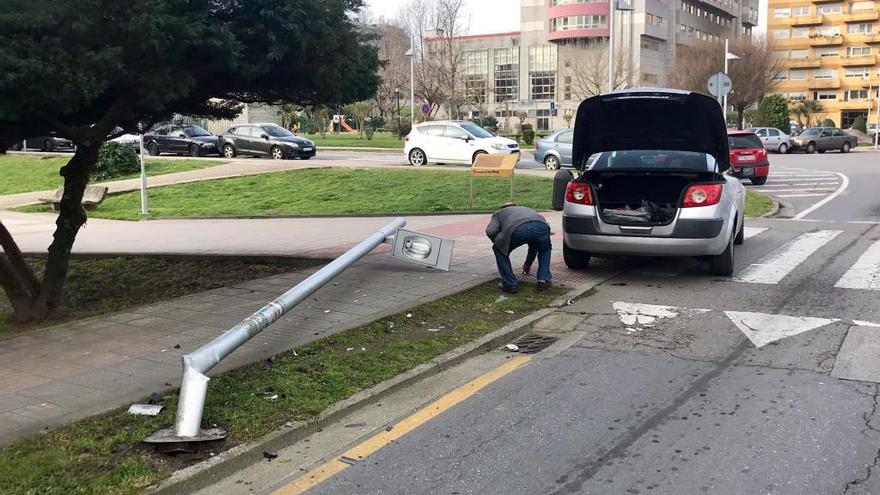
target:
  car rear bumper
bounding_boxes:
[563,215,729,256]
[730,163,769,178]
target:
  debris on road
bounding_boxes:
[345,422,368,428]
[505,344,519,351]
[263,451,279,460]
[495,295,508,303]
[147,392,162,405]
[128,404,163,416]
[505,310,515,314]
[338,455,360,465]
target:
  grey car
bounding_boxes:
[218,123,316,160]
[790,127,857,153]
[746,127,791,154]
[561,88,745,276]
[533,128,573,170]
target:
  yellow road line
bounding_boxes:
[272,354,531,495]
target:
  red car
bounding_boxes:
[727,130,769,185]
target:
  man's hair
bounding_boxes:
[500,202,517,209]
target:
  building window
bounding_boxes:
[791,27,809,38]
[790,69,807,80]
[534,109,551,131]
[773,7,790,17]
[773,50,789,59]
[813,68,835,79]
[529,45,557,101]
[641,72,659,84]
[814,90,838,100]
[792,6,810,15]
[851,1,876,12]
[845,67,871,78]
[789,92,807,101]
[462,50,488,103]
[549,15,607,31]
[848,23,874,34]
[641,37,660,51]
[645,13,663,25]
[551,0,603,4]
[845,89,869,100]
[773,70,789,81]
[815,25,840,36]
[494,47,519,103]
[791,49,809,59]
[773,29,790,39]
[564,76,572,101]
[816,47,840,57]
[847,46,872,57]
[816,4,842,14]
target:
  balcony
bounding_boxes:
[742,13,759,27]
[841,55,878,66]
[838,100,873,110]
[863,34,880,44]
[845,10,880,22]
[808,78,841,89]
[787,58,822,68]
[811,0,840,3]
[790,15,824,26]
[809,35,844,46]
[861,76,880,87]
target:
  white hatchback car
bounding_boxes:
[404,121,519,166]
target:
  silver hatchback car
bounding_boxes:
[562,88,746,276]
[533,129,573,170]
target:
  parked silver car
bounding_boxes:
[533,128,573,170]
[562,88,745,276]
[746,127,791,154]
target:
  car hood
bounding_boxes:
[191,135,218,144]
[571,89,730,172]
[273,136,313,146]
[484,136,518,147]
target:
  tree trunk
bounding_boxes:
[33,144,98,317]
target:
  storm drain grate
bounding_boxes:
[504,334,559,354]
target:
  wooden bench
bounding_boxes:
[39,186,109,212]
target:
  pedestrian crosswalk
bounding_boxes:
[735,230,842,284]
[746,169,843,200]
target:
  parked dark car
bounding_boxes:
[790,127,857,154]
[144,124,219,157]
[9,133,74,152]
[217,123,316,160]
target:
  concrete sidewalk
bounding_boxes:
[0,212,601,446]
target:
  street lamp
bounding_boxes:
[395,88,401,139]
[608,0,634,93]
[723,39,740,123]
[406,44,414,128]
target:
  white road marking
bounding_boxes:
[743,227,768,239]
[777,193,831,198]
[613,302,679,333]
[725,311,839,347]
[835,239,880,290]
[853,320,880,327]
[848,221,880,225]
[767,178,839,182]
[735,230,843,284]
[793,172,850,220]
[759,188,838,193]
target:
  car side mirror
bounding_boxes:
[261,133,269,139]
[178,134,186,138]
[464,135,472,142]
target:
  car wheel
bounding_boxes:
[841,142,851,153]
[222,144,236,158]
[734,219,744,246]
[817,149,826,154]
[301,156,311,160]
[750,176,767,186]
[189,144,201,157]
[472,150,487,164]
[408,148,426,166]
[544,155,560,171]
[778,143,788,154]
[271,146,285,160]
[708,231,735,276]
[9,143,21,151]
[563,243,591,270]
[806,142,817,154]
[146,142,160,156]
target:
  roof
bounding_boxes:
[424,31,520,42]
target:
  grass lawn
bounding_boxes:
[0,281,564,495]
[745,189,775,218]
[301,132,403,149]
[0,155,220,195]
[0,256,323,337]
[39,168,553,220]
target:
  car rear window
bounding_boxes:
[728,134,763,149]
[587,150,714,171]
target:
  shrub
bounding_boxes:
[521,123,535,145]
[852,116,867,133]
[92,141,139,181]
[369,115,386,130]
[754,95,791,135]
[365,127,375,140]
[822,118,836,128]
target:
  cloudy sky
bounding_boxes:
[366,0,521,34]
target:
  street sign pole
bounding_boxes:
[139,134,148,215]
[723,38,729,123]
[608,0,615,93]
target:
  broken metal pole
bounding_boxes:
[173,217,406,438]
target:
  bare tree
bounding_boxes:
[559,40,634,100]
[374,22,411,119]
[343,100,374,138]
[669,37,784,129]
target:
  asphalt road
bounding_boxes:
[201,150,880,495]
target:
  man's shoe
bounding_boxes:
[536,280,552,291]
[501,285,519,294]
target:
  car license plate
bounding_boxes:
[738,154,755,162]
[742,167,755,177]
[303,147,313,152]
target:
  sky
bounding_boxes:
[366,0,521,35]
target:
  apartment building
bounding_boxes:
[424,0,758,131]
[768,0,880,128]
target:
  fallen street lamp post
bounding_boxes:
[145,217,454,452]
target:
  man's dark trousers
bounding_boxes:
[493,220,552,288]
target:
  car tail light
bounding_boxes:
[565,182,593,205]
[682,184,723,208]
[758,148,767,160]
[404,134,410,142]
